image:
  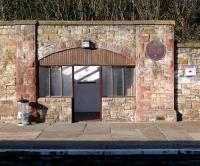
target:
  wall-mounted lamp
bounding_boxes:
[81,40,91,48]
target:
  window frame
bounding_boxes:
[102,65,135,97]
[38,65,135,98]
[39,65,73,98]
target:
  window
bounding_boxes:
[102,66,112,96]
[125,67,134,96]
[51,67,61,96]
[102,66,134,97]
[62,66,72,96]
[39,67,49,97]
[39,66,72,97]
[113,67,123,96]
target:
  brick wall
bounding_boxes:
[175,43,200,120]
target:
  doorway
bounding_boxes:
[73,66,101,122]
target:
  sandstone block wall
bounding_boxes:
[38,24,136,60]
[0,21,177,123]
[175,43,200,120]
[16,24,37,102]
[37,98,72,123]
[136,25,176,122]
[37,23,137,122]
[38,22,175,122]
[0,25,17,122]
[102,97,136,122]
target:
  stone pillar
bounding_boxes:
[135,25,176,122]
[16,22,37,103]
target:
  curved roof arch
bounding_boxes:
[39,48,135,66]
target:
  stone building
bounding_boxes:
[0,20,198,123]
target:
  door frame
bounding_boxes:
[72,65,102,122]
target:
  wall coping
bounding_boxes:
[38,20,175,25]
[0,20,37,25]
[177,42,200,48]
[0,20,175,26]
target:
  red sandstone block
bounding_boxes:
[143,27,155,34]
[121,48,131,57]
[16,86,26,93]
[26,68,36,76]
[24,35,35,41]
[139,34,149,42]
[140,86,151,91]
[192,102,200,109]
[167,39,173,51]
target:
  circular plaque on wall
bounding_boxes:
[145,40,166,61]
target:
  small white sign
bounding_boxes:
[185,65,196,77]
[81,40,90,48]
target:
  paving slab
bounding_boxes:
[77,134,112,141]
[111,129,147,141]
[37,130,83,140]
[156,123,193,140]
[109,123,137,129]
[187,133,200,140]
[22,123,49,131]
[0,131,41,140]
[139,125,167,140]
[135,123,153,130]
[44,122,86,132]
[176,121,200,133]
[83,123,110,135]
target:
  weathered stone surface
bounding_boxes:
[102,97,135,122]
[37,98,72,123]
[38,25,136,60]
[0,25,16,123]
[16,25,36,103]
[0,22,177,123]
[135,25,175,122]
[175,46,200,120]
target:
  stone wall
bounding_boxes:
[0,25,17,122]
[0,21,176,123]
[102,97,135,122]
[175,43,200,120]
[38,21,175,122]
[37,98,72,123]
[135,25,176,122]
[16,23,37,102]
[37,24,136,60]
[37,23,137,123]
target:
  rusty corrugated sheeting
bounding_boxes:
[39,48,135,66]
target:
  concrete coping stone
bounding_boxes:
[38,20,175,25]
[0,20,37,25]
[177,42,200,48]
[0,20,175,26]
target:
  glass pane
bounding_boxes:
[39,67,49,97]
[51,67,61,96]
[62,66,72,96]
[113,67,123,96]
[102,66,112,96]
[125,67,134,96]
